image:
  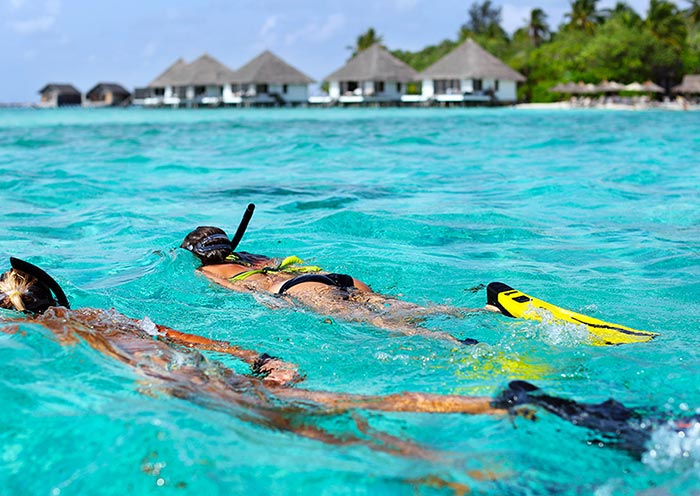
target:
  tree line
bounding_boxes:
[349,0,700,102]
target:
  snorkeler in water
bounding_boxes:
[0,256,507,460]
[180,204,490,347]
[181,204,655,347]
[0,258,690,461]
[0,257,299,386]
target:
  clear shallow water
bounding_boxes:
[0,107,699,494]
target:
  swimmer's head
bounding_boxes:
[0,259,69,314]
[0,269,55,313]
[180,226,233,265]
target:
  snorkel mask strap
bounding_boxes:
[229,203,255,251]
[194,234,232,253]
[10,257,70,308]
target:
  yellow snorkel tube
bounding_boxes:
[486,282,657,346]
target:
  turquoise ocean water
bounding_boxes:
[0,107,699,494]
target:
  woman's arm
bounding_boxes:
[157,325,303,387]
[274,387,508,415]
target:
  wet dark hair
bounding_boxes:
[0,258,70,314]
[180,226,233,265]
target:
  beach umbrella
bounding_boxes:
[550,82,579,93]
[596,80,624,93]
[624,82,644,92]
[549,83,566,93]
[575,82,598,94]
[641,80,664,93]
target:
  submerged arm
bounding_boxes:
[273,387,507,416]
[158,325,302,387]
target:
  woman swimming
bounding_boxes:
[0,257,509,461]
[181,205,489,347]
[1,258,692,463]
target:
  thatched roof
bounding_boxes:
[419,38,525,82]
[642,80,664,93]
[550,82,579,93]
[624,82,645,92]
[596,80,624,92]
[179,53,238,86]
[149,58,188,87]
[235,50,314,84]
[672,75,700,94]
[86,82,130,98]
[38,83,81,95]
[325,44,418,82]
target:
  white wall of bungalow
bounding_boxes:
[229,83,310,104]
[422,78,517,102]
[328,80,406,101]
[154,82,309,106]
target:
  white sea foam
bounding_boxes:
[525,306,589,347]
[643,421,700,471]
[139,316,162,337]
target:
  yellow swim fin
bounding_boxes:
[486,282,657,346]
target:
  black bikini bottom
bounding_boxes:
[277,273,355,295]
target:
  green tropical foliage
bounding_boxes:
[348,28,383,58]
[382,0,699,102]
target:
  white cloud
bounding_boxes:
[260,15,278,36]
[316,13,345,41]
[502,4,534,34]
[8,0,61,35]
[256,15,279,48]
[285,13,345,46]
[142,41,158,59]
[10,15,55,34]
[393,0,418,11]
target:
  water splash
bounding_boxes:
[643,420,700,472]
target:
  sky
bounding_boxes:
[0,0,681,103]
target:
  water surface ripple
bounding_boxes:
[1,108,699,494]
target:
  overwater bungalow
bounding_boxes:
[418,39,525,104]
[136,55,237,107]
[233,50,314,105]
[38,83,82,107]
[323,44,418,104]
[85,82,131,107]
[136,58,189,106]
[173,53,238,107]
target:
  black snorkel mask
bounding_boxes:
[7,257,70,312]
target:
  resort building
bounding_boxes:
[672,75,700,95]
[137,58,189,106]
[323,44,418,104]
[84,83,131,107]
[38,83,82,107]
[172,53,238,107]
[233,50,314,105]
[418,38,525,104]
[136,55,238,107]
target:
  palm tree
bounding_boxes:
[684,0,700,24]
[348,28,383,58]
[646,0,687,50]
[600,2,643,27]
[528,8,550,46]
[565,0,601,33]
